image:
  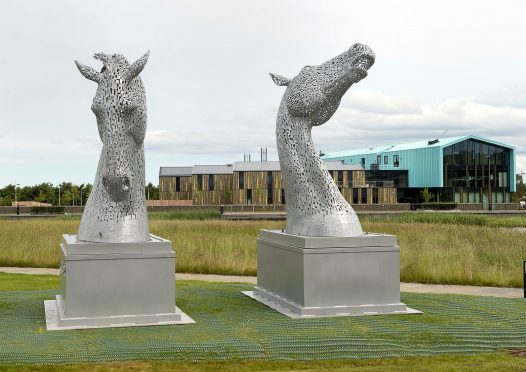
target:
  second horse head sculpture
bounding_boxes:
[271,43,375,237]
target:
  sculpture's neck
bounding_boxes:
[276,101,342,215]
[275,100,363,236]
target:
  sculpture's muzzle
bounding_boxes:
[102,175,131,203]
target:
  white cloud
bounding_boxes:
[343,90,421,115]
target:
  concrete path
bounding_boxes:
[0,267,523,299]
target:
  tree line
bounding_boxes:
[0,182,159,206]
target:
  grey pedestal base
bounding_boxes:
[244,230,420,318]
[44,234,194,330]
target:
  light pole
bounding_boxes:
[58,185,61,206]
[80,186,84,207]
[14,183,20,205]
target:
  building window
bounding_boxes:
[175,177,181,192]
[376,155,381,164]
[267,171,273,189]
[361,188,368,204]
[247,189,252,205]
[281,189,285,204]
[239,172,244,189]
[197,174,202,190]
[373,188,379,204]
[208,174,214,191]
[352,188,359,204]
[267,190,273,204]
[338,171,344,189]
[361,158,365,166]
[384,156,388,164]
[393,154,399,167]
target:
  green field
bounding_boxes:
[0,273,524,370]
[0,212,525,287]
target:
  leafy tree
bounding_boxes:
[420,187,434,203]
[145,182,159,200]
[61,189,72,206]
[71,186,80,206]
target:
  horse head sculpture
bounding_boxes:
[271,43,375,237]
[75,51,150,243]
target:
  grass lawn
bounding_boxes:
[0,273,525,370]
[1,353,525,371]
[1,212,525,287]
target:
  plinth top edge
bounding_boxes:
[258,229,397,248]
[64,233,171,245]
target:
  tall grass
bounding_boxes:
[149,209,220,220]
[0,216,524,287]
[361,221,526,288]
[361,212,526,228]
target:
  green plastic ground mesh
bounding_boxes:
[0,281,525,364]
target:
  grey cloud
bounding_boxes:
[477,85,526,109]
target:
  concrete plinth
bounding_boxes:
[244,230,420,318]
[44,234,194,330]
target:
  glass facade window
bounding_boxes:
[443,139,511,193]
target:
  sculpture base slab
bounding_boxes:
[243,290,420,318]
[44,297,194,330]
[244,230,420,318]
[44,234,194,330]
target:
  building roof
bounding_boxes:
[233,161,282,172]
[323,135,515,159]
[159,167,193,177]
[161,160,364,176]
[192,164,234,175]
[232,160,363,172]
[323,160,364,171]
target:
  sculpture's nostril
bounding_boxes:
[102,175,131,202]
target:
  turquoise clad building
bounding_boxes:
[322,135,516,204]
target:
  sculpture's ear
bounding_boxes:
[75,60,101,83]
[126,50,150,81]
[269,73,291,86]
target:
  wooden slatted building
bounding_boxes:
[160,160,397,205]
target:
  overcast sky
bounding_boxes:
[1,0,526,186]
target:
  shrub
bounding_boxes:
[30,206,65,214]
[421,202,458,210]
